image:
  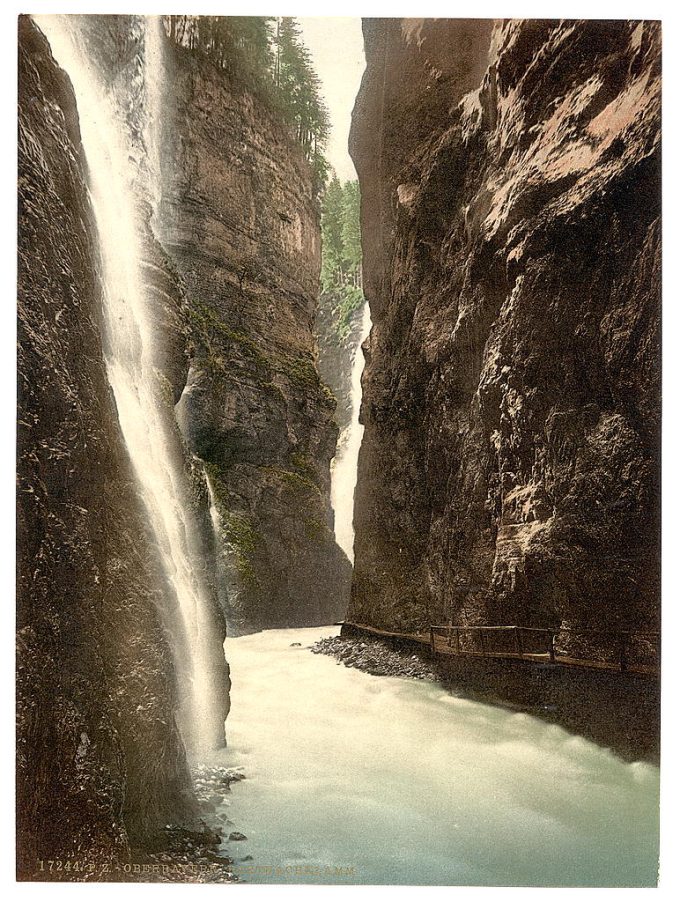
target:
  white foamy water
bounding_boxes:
[331,303,372,562]
[36,16,224,753]
[207,626,659,886]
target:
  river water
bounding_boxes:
[206,626,659,886]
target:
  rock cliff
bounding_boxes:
[17,18,199,875]
[17,12,350,875]
[349,19,661,654]
[157,39,351,632]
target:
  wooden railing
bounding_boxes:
[429,625,660,675]
[341,621,660,677]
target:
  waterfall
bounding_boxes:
[36,15,225,755]
[331,302,372,562]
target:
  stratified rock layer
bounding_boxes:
[17,18,197,875]
[157,41,351,632]
[349,19,660,648]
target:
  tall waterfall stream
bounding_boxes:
[330,302,372,562]
[37,15,224,754]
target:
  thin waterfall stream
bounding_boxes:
[330,302,372,562]
[37,15,225,755]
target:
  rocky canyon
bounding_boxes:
[349,19,660,652]
[17,14,349,877]
[16,13,662,885]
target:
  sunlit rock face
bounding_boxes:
[17,18,198,874]
[155,41,351,632]
[349,19,660,638]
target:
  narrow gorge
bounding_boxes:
[18,13,350,877]
[348,18,660,756]
[17,14,661,887]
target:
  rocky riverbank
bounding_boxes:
[96,765,248,882]
[311,635,437,680]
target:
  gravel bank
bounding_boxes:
[311,635,438,681]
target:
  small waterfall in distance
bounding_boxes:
[331,302,372,563]
[36,15,226,755]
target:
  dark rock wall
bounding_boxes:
[157,41,351,632]
[18,11,351,873]
[17,18,197,875]
[349,19,660,645]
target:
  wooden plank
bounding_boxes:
[344,621,659,677]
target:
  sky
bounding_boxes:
[299,17,365,183]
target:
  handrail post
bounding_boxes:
[548,632,555,663]
[479,629,486,657]
[516,627,524,659]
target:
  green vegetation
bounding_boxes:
[185,301,269,374]
[164,15,329,187]
[261,465,321,499]
[276,353,334,404]
[186,301,334,406]
[304,516,331,545]
[204,463,261,587]
[290,451,318,484]
[277,353,319,390]
[321,177,364,340]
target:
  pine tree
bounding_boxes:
[321,176,346,290]
[164,15,330,191]
[320,180,365,339]
[341,181,362,285]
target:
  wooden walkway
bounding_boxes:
[341,621,660,678]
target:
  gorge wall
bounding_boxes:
[17,13,349,875]
[17,18,201,875]
[159,37,351,632]
[349,19,661,657]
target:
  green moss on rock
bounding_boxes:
[186,301,269,371]
[204,463,262,588]
[261,464,321,499]
[304,517,331,544]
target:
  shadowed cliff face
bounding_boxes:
[17,19,199,874]
[156,42,351,632]
[349,19,660,639]
[17,10,353,874]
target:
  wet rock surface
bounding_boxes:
[192,763,246,812]
[137,823,235,884]
[312,636,438,681]
[349,19,660,648]
[17,17,199,877]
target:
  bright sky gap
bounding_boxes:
[299,17,365,182]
